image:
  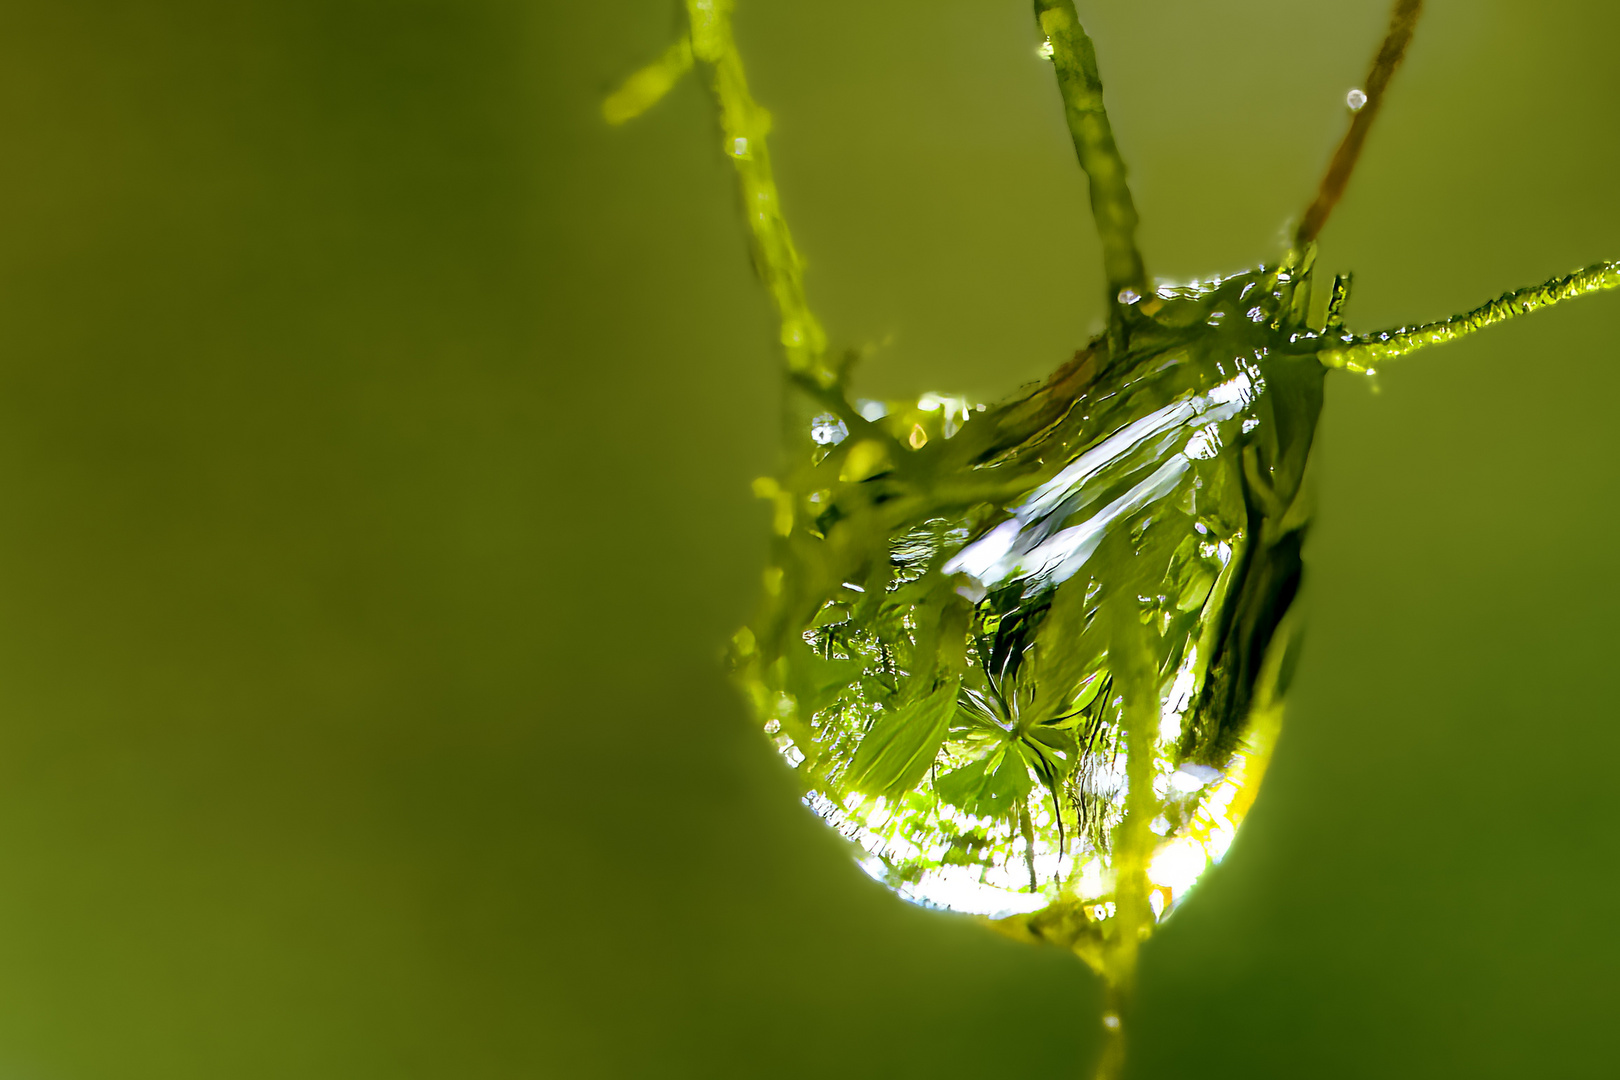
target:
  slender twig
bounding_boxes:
[1090,596,1156,1080]
[1319,259,1620,372]
[1034,0,1148,309]
[1295,0,1424,249]
[601,38,693,125]
[685,0,835,385]
[606,2,835,386]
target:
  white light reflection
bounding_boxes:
[1148,837,1207,895]
[946,371,1260,593]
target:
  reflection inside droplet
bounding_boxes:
[744,265,1321,927]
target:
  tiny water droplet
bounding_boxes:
[1102,1014,1121,1031]
[1346,88,1368,111]
[1036,37,1055,60]
[732,136,749,155]
[810,413,848,446]
[1117,288,1141,305]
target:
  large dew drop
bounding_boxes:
[733,263,1330,952]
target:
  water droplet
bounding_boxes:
[1036,38,1055,60]
[909,424,929,449]
[810,413,848,446]
[732,136,749,155]
[1102,1013,1121,1030]
[1346,88,1368,111]
[1117,288,1141,305]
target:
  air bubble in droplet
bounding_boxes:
[1346,88,1368,111]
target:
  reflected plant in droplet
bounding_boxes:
[607,1,1620,1077]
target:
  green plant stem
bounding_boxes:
[601,37,693,125]
[1319,259,1620,372]
[1034,0,1148,312]
[683,0,835,387]
[1090,981,1127,1080]
[1088,588,1158,1079]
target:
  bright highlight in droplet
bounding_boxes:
[1346,88,1368,111]
[1037,38,1055,60]
[1147,836,1207,895]
[732,136,749,155]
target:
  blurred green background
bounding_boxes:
[0,0,1614,1076]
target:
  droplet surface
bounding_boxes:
[737,266,1324,926]
[1346,88,1368,111]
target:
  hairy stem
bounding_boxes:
[1086,581,1160,1079]
[1035,0,1148,310]
[1295,0,1424,248]
[1090,980,1127,1080]
[602,38,694,125]
[1318,259,1620,372]
[674,0,835,386]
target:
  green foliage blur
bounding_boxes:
[0,1,1616,1077]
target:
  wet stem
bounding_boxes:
[1089,542,1160,1078]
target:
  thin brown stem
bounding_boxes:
[1295,0,1424,248]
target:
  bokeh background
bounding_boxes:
[0,0,1614,1075]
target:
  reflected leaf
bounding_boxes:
[936,745,1035,820]
[844,678,959,798]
